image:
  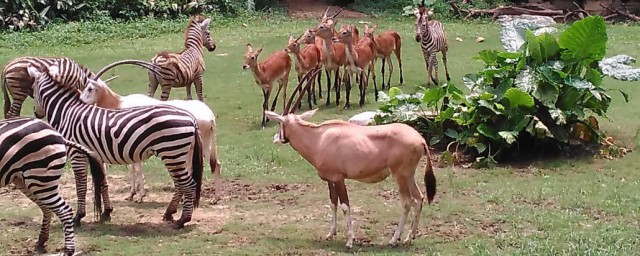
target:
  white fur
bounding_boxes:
[81,80,222,203]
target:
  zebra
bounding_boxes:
[0,117,105,256]
[148,14,216,101]
[28,64,204,229]
[414,1,451,86]
[1,56,160,118]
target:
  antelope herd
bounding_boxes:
[0,0,446,254]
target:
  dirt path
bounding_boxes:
[281,0,370,19]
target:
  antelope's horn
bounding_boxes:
[289,68,322,114]
[95,60,161,78]
[332,7,344,19]
[322,7,330,19]
[103,76,119,83]
[284,67,320,114]
[296,33,304,42]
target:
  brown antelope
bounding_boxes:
[286,33,321,109]
[243,43,292,129]
[263,76,437,248]
[313,7,347,107]
[363,24,404,90]
[332,24,378,108]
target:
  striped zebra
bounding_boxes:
[148,14,216,101]
[414,1,451,86]
[28,64,204,229]
[0,117,105,256]
[1,57,159,118]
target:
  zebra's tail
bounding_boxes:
[192,129,204,208]
[64,140,105,221]
[2,72,10,118]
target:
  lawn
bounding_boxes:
[1,14,639,255]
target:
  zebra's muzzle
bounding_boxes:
[415,34,421,42]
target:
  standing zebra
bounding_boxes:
[0,117,105,256]
[1,56,160,118]
[28,64,204,229]
[148,14,216,101]
[415,1,451,86]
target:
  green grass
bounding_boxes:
[1,15,640,256]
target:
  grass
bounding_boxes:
[1,14,640,255]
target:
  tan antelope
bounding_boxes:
[243,43,292,129]
[286,33,321,110]
[332,24,378,108]
[263,76,437,248]
[363,24,404,90]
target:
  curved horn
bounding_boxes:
[283,67,320,114]
[103,76,119,83]
[332,7,344,19]
[286,67,322,114]
[95,60,161,79]
[296,32,304,42]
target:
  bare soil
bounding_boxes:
[281,0,370,19]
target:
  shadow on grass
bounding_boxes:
[78,221,196,238]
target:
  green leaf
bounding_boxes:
[526,30,543,64]
[504,88,534,109]
[498,52,523,59]
[549,109,567,125]
[538,33,560,60]
[513,116,532,132]
[558,16,607,63]
[474,142,487,154]
[474,50,499,65]
[533,82,559,108]
[445,129,459,139]
[477,123,498,139]
[557,89,581,110]
[498,131,518,144]
[584,67,603,87]
[388,87,402,98]
[423,87,445,105]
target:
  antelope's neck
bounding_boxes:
[98,87,124,109]
[321,38,334,64]
[286,123,323,165]
[344,43,358,69]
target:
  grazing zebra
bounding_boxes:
[0,117,105,256]
[1,56,160,118]
[28,64,204,229]
[148,14,216,101]
[415,1,451,86]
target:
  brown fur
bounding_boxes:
[363,25,404,89]
[333,24,377,108]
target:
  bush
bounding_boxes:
[355,0,509,18]
[375,16,631,166]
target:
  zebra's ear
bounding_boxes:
[201,18,211,29]
[27,65,42,79]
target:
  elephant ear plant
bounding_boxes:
[375,16,634,167]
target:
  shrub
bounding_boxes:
[375,16,631,166]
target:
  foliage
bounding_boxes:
[0,0,261,31]
[375,16,630,164]
[355,0,508,19]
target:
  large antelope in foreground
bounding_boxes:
[264,72,437,248]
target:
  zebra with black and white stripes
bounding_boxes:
[28,64,204,229]
[0,117,105,256]
[148,14,216,101]
[414,1,451,86]
[1,56,159,118]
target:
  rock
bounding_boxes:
[348,111,378,126]
[476,36,485,43]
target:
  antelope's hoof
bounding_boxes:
[125,195,134,201]
[343,104,351,110]
[325,232,336,241]
[345,241,353,249]
[402,237,413,245]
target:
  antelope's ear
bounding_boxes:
[27,65,42,79]
[246,43,253,52]
[256,46,264,55]
[299,108,318,120]
[264,111,285,123]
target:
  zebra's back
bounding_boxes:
[421,21,447,54]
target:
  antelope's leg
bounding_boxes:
[334,69,341,106]
[343,70,352,109]
[404,176,425,244]
[271,82,284,112]
[335,180,354,249]
[261,89,270,129]
[386,57,393,89]
[380,57,386,89]
[389,174,412,245]
[317,68,324,99]
[325,182,339,240]
[324,69,331,106]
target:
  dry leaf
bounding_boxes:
[476,36,485,43]
[242,23,248,27]
[455,37,463,42]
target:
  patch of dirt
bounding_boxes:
[478,219,506,237]
[420,215,471,242]
[511,196,559,209]
[202,178,312,203]
[281,0,370,19]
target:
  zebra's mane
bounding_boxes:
[183,14,206,43]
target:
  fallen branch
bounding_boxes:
[464,6,564,20]
[600,3,640,22]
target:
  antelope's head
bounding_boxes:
[79,78,107,105]
[285,35,303,54]
[297,29,317,45]
[265,109,318,144]
[332,24,354,44]
[363,24,377,40]
[243,43,264,70]
[316,7,343,39]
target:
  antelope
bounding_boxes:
[313,7,347,107]
[263,75,437,248]
[363,24,404,90]
[286,33,321,110]
[332,24,378,108]
[242,43,292,129]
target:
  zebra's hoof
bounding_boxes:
[163,214,174,223]
[172,221,185,230]
[72,212,86,227]
[100,209,113,222]
[34,241,47,253]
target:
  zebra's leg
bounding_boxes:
[423,53,433,87]
[69,152,88,227]
[160,82,173,101]
[100,173,113,222]
[442,49,451,82]
[185,84,193,100]
[14,179,53,254]
[194,73,205,101]
[148,72,160,99]
[126,164,136,201]
[161,158,195,229]
[432,53,440,85]
[134,163,146,203]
